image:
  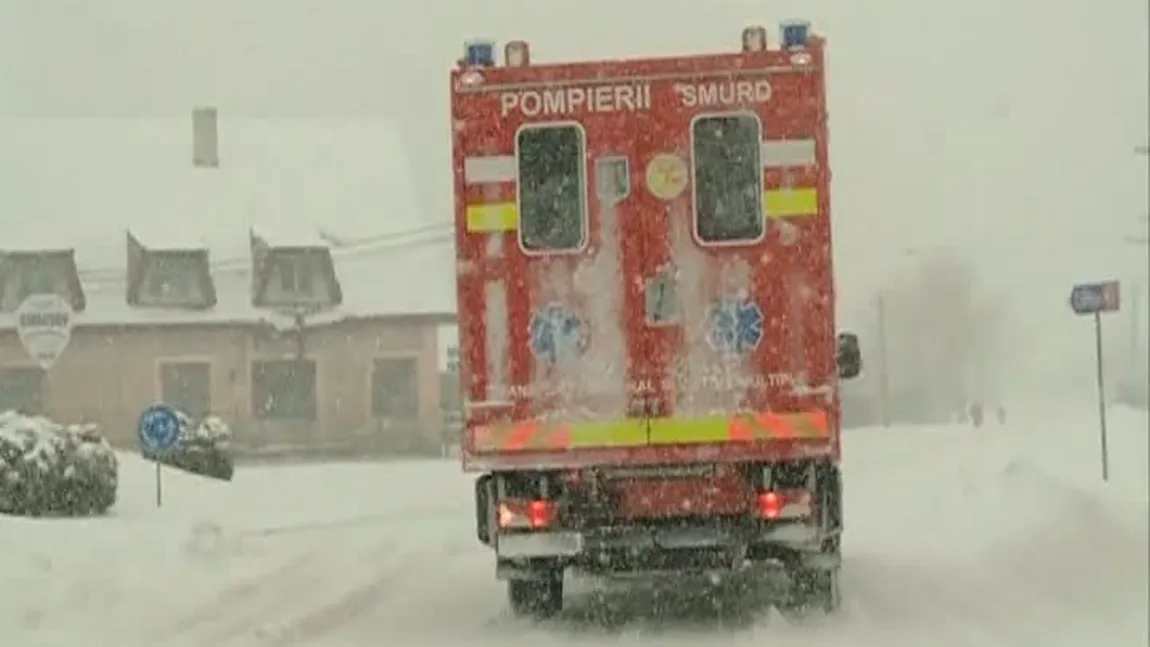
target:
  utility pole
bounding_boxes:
[1129,145,1149,363]
[1124,146,1149,396]
[1125,218,1148,368]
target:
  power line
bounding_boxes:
[76,222,453,281]
[76,223,454,285]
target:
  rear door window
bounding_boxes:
[516,124,588,252]
[691,114,764,244]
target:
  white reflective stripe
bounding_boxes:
[761,139,817,168]
[485,280,509,401]
[464,155,517,185]
[779,501,812,518]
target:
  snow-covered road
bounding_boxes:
[2,406,1146,646]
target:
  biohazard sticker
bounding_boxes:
[645,154,689,201]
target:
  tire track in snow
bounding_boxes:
[164,553,321,639]
[264,532,477,645]
[186,544,392,646]
[156,504,475,645]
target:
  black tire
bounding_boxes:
[507,573,564,618]
[780,566,841,615]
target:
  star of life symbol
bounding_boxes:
[529,304,588,363]
[705,298,764,355]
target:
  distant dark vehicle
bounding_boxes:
[142,412,233,481]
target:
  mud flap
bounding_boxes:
[508,572,564,618]
[475,474,494,545]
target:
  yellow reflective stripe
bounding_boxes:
[466,203,518,232]
[763,188,819,218]
[468,192,815,232]
[565,419,647,448]
[648,416,730,445]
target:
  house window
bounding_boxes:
[277,258,315,294]
[159,361,211,418]
[252,359,317,420]
[15,267,58,304]
[146,256,198,302]
[0,367,46,415]
[692,113,764,244]
[516,124,588,252]
[371,357,419,419]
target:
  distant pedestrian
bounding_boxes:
[969,401,984,428]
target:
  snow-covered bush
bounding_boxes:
[0,411,118,517]
[143,411,234,482]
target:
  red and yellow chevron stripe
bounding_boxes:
[471,411,828,453]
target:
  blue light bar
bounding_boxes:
[780,21,811,49]
[464,40,496,67]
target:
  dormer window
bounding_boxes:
[125,231,217,310]
[249,230,342,310]
[0,250,86,313]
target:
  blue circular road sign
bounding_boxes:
[138,404,181,454]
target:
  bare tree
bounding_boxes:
[872,251,1006,423]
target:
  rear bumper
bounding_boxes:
[464,438,835,472]
[494,520,837,578]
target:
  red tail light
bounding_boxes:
[497,499,556,530]
[527,500,553,528]
[754,489,813,520]
[757,491,783,519]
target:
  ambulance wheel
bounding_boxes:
[508,572,564,619]
[780,567,841,615]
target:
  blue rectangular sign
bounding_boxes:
[1069,281,1121,315]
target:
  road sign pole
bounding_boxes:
[1069,280,1120,482]
[1092,312,1110,482]
[156,461,163,508]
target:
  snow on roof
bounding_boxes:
[0,116,457,329]
[0,235,456,330]
[1,236,80,254]
[127,224,211,252]
[249,224,329,249]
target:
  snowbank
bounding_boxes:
[0,411,118,516]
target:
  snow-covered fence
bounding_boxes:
[0,411,118,517]
[141,411,234,481]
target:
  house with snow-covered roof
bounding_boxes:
[0,117,459,458]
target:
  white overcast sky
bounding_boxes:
[2,0,1148,396]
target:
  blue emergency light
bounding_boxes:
[464,40,496,67]
[780,21,811,49]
